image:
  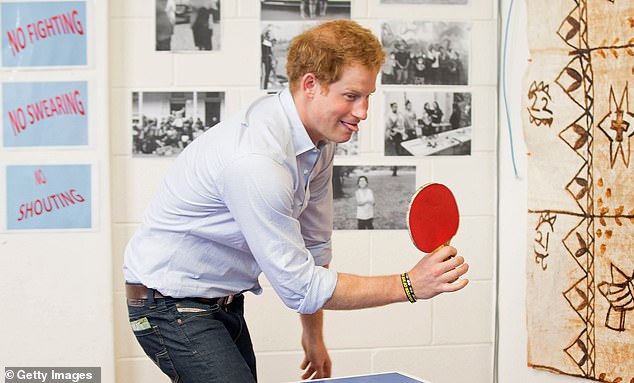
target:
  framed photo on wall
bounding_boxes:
[381,0,468,4]
[131,90,225,157]
[383,90,472,156]
[380,20,470,86]
[155,0,221,52]
[333,165,416,230]
[260,21,319,91]
[260,0,351,21]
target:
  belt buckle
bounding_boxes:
[127,298,145,307]
[218,295,234,308]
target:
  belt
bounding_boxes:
[125,283,235,307]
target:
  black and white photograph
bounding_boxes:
[261,21,320,90]
[333,165,416,230]
[335,131,359,156]
[384,90,472,156]
[131,91,225,157]
[155,0,221,52]
[260,0,351,21]
[381,20,470,85]
[381,0,468,4]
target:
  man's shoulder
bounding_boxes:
[245,95,289,130]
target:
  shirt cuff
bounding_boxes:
[296,266,338,314]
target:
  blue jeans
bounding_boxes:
[127,292,257,382]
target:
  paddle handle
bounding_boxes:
[432,239,452,254]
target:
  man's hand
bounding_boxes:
[408,245,469,300]
[299,309,331,380]
[300,332,332,380]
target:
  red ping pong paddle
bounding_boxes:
[407,183,459,253]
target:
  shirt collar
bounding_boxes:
[279,88,318,155]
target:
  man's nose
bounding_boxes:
[353,99,369,120]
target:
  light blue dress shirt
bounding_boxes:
[123,88,338,314]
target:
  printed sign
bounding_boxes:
[3,81,88,147]
[2,1,87,67]
[6,164,92,230]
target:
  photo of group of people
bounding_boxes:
[381,0,468,4]
[381,20,470,85]
[155,0,221,51]
[332,165,416,230]
[131,91,225,157]
[260,0,350,20]
[384,91,472,156]
[260,1,352,90]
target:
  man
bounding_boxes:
[393,40,411,84]
[300,0,316,18]
[123,20,469,383]
[155,0,175,51]
[385,102,407,156]
[261,29,273,88]
[403,99,419,139]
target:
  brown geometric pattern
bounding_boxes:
[523,0,633,381]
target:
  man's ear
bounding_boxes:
[301,73,318,98]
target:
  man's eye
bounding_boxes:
[345,94,357,100]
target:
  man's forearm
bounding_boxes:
[322,246,469,311]
[300,309,324,339]
[323,273,405,310]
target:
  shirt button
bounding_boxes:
[303,169,309,174]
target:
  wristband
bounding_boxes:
[400,273,417,303]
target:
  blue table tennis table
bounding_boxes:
[298,372,430,382]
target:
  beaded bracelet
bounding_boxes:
[400,272,417,303]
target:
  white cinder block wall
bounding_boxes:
[110,1,498,382]
[0,0,114,381]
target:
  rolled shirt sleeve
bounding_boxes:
[221,154,337,314]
